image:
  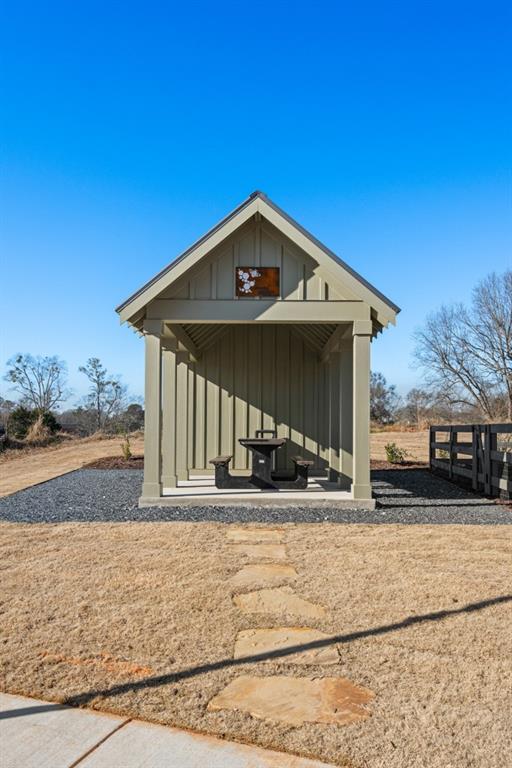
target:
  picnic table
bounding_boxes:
[210,430,314,490]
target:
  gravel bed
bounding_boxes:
[0,468,510,524]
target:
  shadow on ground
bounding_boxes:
[1,593,510,718]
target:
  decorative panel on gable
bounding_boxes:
[235,267,280,297]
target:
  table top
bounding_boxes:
[238,437,287,448]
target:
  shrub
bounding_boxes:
[120,434,132,460]
[25,415,53,444]
[7,407,60,440]
[384,442,409,464]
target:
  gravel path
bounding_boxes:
[0,468,509,524]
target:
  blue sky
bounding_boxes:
[1,1,511,407]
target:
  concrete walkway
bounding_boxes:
[0,692,336,768]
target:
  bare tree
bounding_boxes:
[400,388,434,428]
[0,396,16,430]
[414,270,512,420]
[79,358,127,431]
[4,354,69,411]
[370,371,400,424]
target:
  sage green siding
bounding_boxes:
[160,218,359,303]
[168,325,353,476]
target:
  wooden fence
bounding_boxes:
[429,423,512,499]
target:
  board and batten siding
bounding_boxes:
[168,325,353,477]
[160,218,359,302]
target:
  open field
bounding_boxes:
[1,520,510,767]
[0,430,428,497]
[370,430,429,463]
[0,434,145,497]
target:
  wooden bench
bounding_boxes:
[291,456,314,488]
[209,455,233,488]
[209,453,314,490]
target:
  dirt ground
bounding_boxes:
[0,431,428,497]
[0,434,145,497]
[1,521,510,767]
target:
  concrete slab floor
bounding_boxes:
[0,692,336,768]
[139,476,376,509]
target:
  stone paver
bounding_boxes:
[234,627,339,665]
[230,563,298,587]
[230,543,287,560]
[208,675,374,726]
[79,717,336,767]
[226,528,285,543]
[233,587,326,619]
[0,692,127,768]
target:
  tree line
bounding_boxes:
[0,356,143,440]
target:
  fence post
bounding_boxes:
[429,426,435,470]
[449,426,454,480]
[489,428,497,498]
[471,425,478,491]
[484,425,492,496]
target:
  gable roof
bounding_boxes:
[116,191,401,327]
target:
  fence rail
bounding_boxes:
[429,423,512,499]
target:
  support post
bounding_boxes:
[175,352,189,482]
[351,321,372,500]
[142,326,163,499]
[161,346,177,488]
[338,342,353,488]
[328,353,340,482]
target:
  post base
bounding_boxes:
[351,483,373,500]
[142,482,163,498]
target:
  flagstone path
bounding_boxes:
[230,563,298,588]
[234,628,339,665]
[208,525,375,728]
[226,527,286,543]
[208,675,375,727]
[230,543,288,560]
[233,587,327,619]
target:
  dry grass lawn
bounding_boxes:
[370,430,429,462]
[1,521,510,767]
[0,430,428,497]
[0,434,144,497]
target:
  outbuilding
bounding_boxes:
[116,192,400,506]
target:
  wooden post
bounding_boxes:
[328,352,340,482]
[448,426,454,480]
[351,321,372,500]
[429,426,435,469]
[175,352,189,482]
[471,425,478,492]
[484,424,492,496]
[161,346,177,488]
[141,324,163,499]
[487,427,497,497]
[339,343,353,487]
